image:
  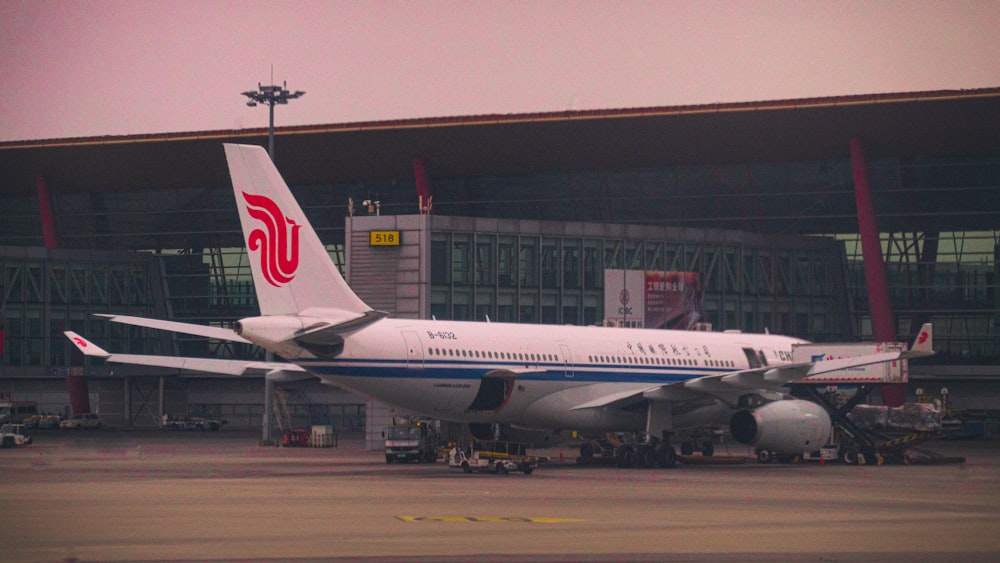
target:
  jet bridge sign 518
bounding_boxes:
[369,230,401,246]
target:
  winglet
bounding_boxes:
[64,331,111,358]
[907,323,934,357]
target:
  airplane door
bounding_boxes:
[402,331,424,369]
[741,347,767,369]
[559,343,574,378]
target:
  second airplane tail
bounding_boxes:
[224,143,370,318]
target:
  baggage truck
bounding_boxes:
[447,441,539,475]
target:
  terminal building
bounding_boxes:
[1,88,998,439]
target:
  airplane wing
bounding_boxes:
[93,314,251,343]
[570,386,663,410]
[571,323,935,410]
[65,331,309,380]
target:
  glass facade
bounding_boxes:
[0,249,162,373]
[1,153,996,370]
[417,156,999,364]
[839,230,999,364]
[0,244,350,373]
[427,229,848,343]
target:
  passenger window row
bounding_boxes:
[427,348,558,363]
[586,355,736,368]
[423,346,735,369]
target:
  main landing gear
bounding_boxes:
[615,442,677,468]
[614,442,677,468]
[578,433,680,469]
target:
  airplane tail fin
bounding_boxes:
[65,331,111,358]
[905,323,934,358]
[224,144,370,318]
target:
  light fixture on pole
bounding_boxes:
[241,80,305,163]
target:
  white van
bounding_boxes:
[0,401,38,424]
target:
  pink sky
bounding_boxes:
[2,0,998,142]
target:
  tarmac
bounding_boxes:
[1,429,999,562]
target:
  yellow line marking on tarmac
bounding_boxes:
[396,516,585,523]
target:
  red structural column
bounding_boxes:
[850,138,904,406]
[36,177,61,249]
[413,157,433,214]
[66,375,92,416]
[38,177,92,414]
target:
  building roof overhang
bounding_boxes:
[2,88,999,198]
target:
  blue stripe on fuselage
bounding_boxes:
[296,358,715,384]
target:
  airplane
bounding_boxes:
[66,143,935,468]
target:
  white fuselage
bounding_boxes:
[263,317,807,433]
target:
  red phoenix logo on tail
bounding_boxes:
[242,191,301,287]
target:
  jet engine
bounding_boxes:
[729,399,831,454]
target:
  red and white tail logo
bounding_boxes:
[242,191,301,287]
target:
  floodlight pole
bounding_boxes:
[241,79,304,445]
[241,81,305,163]
[267,101,275,159]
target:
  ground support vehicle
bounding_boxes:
[1,424,33,447]
[309,425,338,448]
[282,429,310,447]
[447,441,539,475]
[576,433,625,464]
[785,384,961,466]
[384,421,440,463]
[24,415,61,429]
[0,401,38,424]
[160,415,226,431]
[739,338,960,466]
[60,413,104,430]
[799,442,840,463]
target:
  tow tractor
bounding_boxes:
[1,423,33,448]
[448,440,539,475]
